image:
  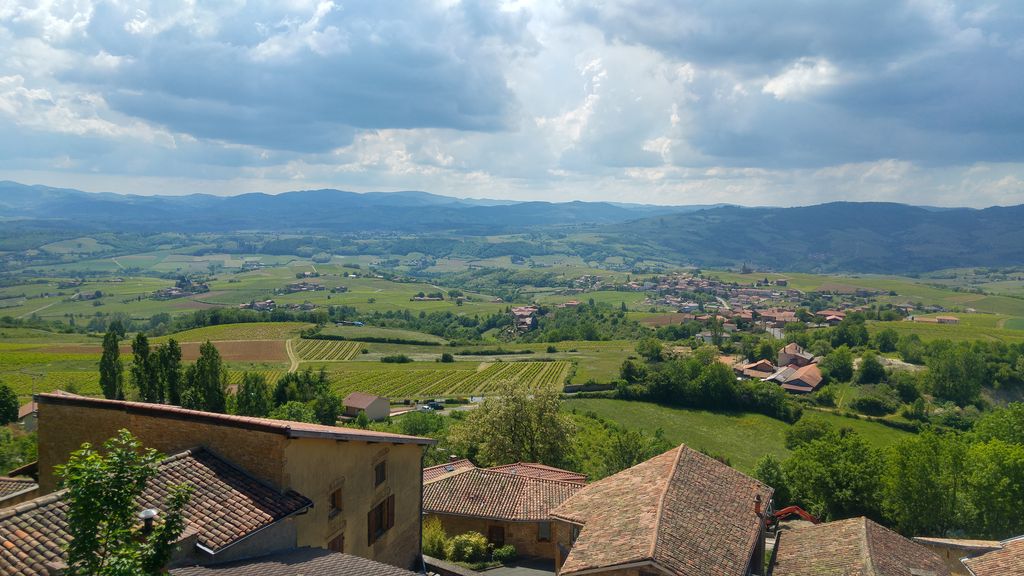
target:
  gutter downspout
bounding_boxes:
[419,447,426,574]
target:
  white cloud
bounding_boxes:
[762,57,841,100]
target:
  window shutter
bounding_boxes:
[367,508,375,545]
[387,494,395,529]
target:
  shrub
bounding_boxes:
[381,354,413,363]
[850,395,897,416]
[440,352,455,363]
[444,532,489,563]
[546,345,557,353]
[493,544,517,563]
[422,517,448,559]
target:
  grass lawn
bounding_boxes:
[563,398,912,473]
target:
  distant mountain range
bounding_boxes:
[2,181,1023,273]
[0,181,708,234]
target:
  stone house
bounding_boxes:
[550,444,773,576]
[423,461,585,559]
[33,393,435,571]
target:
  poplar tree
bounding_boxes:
[99,330,124,400]
[156,339,183,405]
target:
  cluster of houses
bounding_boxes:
[281,281,326,294]
[733,342,824,394]
[153,279,211,300]
[0,391,1019,575]
[511,305,539,332]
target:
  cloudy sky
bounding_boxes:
[2,0,1023,206]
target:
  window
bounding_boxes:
[374,461,387,487]
[367,495,395,545]
[537,522,551,542]
[569,524,581,544]
[329,487,343,517]
[328,533,344,553]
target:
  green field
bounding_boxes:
[318,325,448,344]
[157,322,312,342]
[564,398,912,473]
[867,316,1024,344]
[325,361,571,399]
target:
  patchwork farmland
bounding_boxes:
[294,339,363,361]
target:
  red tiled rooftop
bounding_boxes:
[35,393,434,446]
[486,462,587,485]
[0,448,312,576]
[0,477,36,503]
[551,445,772,576]
[423,458,475,483]
[170,547,416,576]
[424,467,582,522]
[773,516,951,576]
[962,536,1024,576]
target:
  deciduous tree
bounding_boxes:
[58,429,191,576]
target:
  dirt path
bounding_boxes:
[111,257,125,270]
[17,301,56,319]
[285,339,300,373]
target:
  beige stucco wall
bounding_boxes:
[36,401,288,492]
[284,438,425,571]
[914,543,976,576]
[428,513,557,559]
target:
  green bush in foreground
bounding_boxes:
[444,531,489,563]
[422,516,447,559]
[492,544,517,563]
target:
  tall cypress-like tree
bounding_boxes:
[156,339,183,405]
[130,333,163,403]
[99,330,124,400]
[182,341,227,413]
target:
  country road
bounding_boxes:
[285,339,300,372]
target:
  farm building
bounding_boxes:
[935,315,960,324]
[32,393,434,571]
[422,461,585,559]
[343,392,391,421]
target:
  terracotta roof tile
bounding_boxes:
[551,445,772,576]
[424,468,582,522]
[962,536,1024,576]
[343,392,385,409]
[486,462,587,485]
[423,459,475,483]
[170,547,416,576]
[0,478,37,503]
[0,448,312,576]
[36,393,433,445]
[773,516,951,576]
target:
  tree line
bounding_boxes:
[755,403,1024,540]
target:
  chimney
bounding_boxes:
[449,455,459,462]
[139,508,159,535]
[754,494,763,517]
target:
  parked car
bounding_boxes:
[417,405,435,412]
[426,401,444,411]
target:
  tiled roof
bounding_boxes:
[773,516,951,576]
[0,477,37,502]
[962,535,1024,576]
[0,448,313,576]
[424,467,582,522]
[343,391,385,409]
[551,445,772,576]
[486,462,587,484]
[36,393,434,446]
[423,458,475,483]
[17,402,36,420]
[170,547,416,576]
